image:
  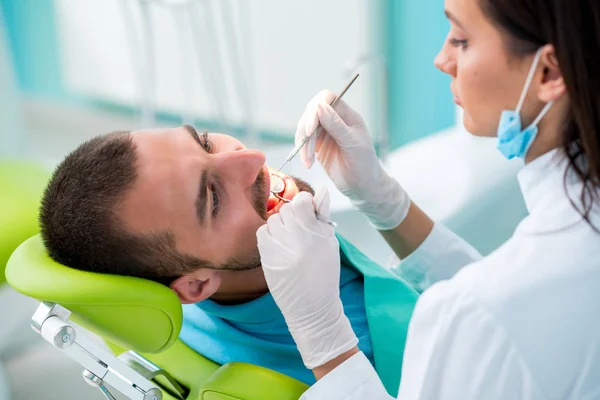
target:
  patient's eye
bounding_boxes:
[211,184,220,216]
[200,132,214,153]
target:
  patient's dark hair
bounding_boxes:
[39,131,207,286]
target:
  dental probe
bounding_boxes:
[275,73,360,174]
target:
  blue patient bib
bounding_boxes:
[179,264,374,385]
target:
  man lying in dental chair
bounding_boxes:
[38,125,418,395]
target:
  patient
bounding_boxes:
[38,125,409,386]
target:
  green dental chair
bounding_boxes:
[0,160,51,280]
[6,234,310,400]
[0,160,52,400]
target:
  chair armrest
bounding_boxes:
[193,362,309,400]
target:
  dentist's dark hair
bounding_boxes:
[481,0,600,228]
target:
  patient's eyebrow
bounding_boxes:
[184,124,202,145]
[196,170,209,226]
[184,124,210,226]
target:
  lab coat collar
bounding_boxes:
[516,148,587,234]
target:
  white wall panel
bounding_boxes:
[55,0,378,136]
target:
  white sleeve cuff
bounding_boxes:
[391,223,483,292]
[300,352,392,400]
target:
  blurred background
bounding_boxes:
[0,1,527,399]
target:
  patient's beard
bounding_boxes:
[217,251,262,271]
[289,174,315,196]
[219,172,316,272]
[251,170,269,220]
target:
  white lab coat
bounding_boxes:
[301,148,600,400]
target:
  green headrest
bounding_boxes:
[6,234,183,353]
[0,159,51,282]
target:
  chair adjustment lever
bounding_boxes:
[83,370,118,400]
[31,302,164,400]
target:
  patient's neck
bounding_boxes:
[210,266,268,305]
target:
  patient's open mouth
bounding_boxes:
[266,169,298,215]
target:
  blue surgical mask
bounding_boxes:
[497,48,554,160]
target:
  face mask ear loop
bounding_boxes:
[522,100,554,156]
[526,100,554,130]
[515,48,545,114]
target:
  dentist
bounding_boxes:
[256,0,600,398]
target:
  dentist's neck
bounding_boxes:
[524,105,566,164]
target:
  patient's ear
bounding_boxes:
[170,270,221,304]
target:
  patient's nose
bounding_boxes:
[214,149,266,188]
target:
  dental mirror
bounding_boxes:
[270,174,285,194]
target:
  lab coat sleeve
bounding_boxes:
[301,281,543,400]
[300,352,394,400]
[391,223,483,292]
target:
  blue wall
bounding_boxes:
[1,0,68,100]
[383,0,455,148]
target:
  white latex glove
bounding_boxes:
[256,187,358,369]
[296,90,410,230]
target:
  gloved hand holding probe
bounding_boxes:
[296,90,410,230]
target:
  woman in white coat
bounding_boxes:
[256,0,600,398]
